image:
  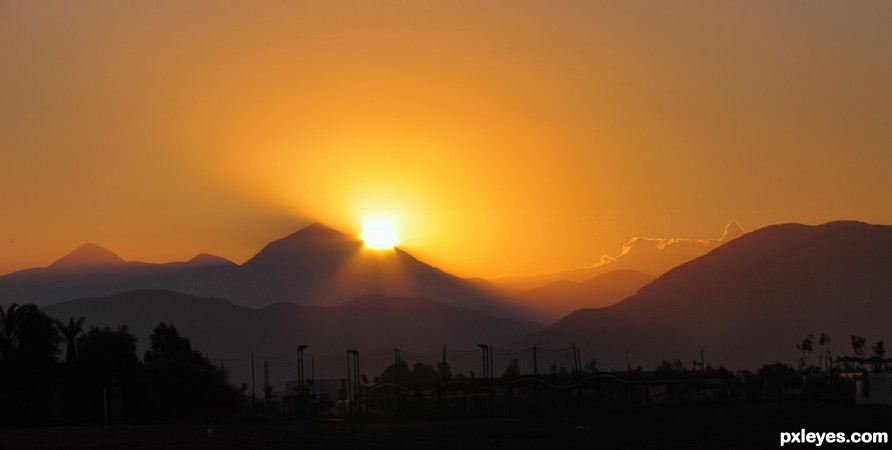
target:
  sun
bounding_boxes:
[361,220,398,249]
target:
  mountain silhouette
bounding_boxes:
[0,223,531,320]
[513,269,655,321]
[49,243,126,269]
[211,223,528,318]
[0,246,239,308]
[513,221,892,370]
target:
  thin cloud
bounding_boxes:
[594,222,744,275]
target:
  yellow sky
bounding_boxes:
[2,1,891,277]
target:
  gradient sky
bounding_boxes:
[2,1,891,278]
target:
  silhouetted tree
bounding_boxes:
[818,333,831,371]
[0,303,59,365]
[851,335,867,371]
[851,335,866,358]
[376,360,413,383]
[872,340,886,373]
[0,303,32,361]
[375,360,452,384]
[0,303,60,424]
[502,358,520,379]
[144,322,194,363]
[757,363,799,400]
[77,325,139,382]
[656,359,686,373]
[54,316,86,363]
[68,325,139,423]
[585,358,598,374]
[548,363,571,379]
[796,333,814,370]
[139,322,240,419]
[412,362,440,383]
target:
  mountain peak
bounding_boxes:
[186,253,235,266]
[269,222,357,249]
[50,243,125,269]
[302,222,349,235]
[241,222,360,269]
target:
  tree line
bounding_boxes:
[3,301,888,424]
[0,303,240,425]
[794,332,888,373]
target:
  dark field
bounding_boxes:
[3,402,890,450]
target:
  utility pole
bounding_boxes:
[394,346,401,383]
[297,345,308,398]
[345,349,352,407]
[347,349,360,417]
[533,345,538,376]
[251,353,256,401]
[263,359,270,398]
[487,344,496,379]
[489,344,494,380]
[442,346,447,382]
[477,344,489,379]
[441,345,448,410]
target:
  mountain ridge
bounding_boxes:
[0,223,531,321]
[512,221,892,370]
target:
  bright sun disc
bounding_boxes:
[361,220,398,249]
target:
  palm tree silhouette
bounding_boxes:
[54,316,86,363]
[818,333,831,372]
[796,333,814,370]
[871,340,885,373]
[1,303,36,360]
[850,335,867,372]
[0,303,58,364]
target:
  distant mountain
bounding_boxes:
[49,243,125,269]
[513,221,892,370]
[44,289,541,390]
[0,246,239,308]
[492,222,744,292]
[514,270,655,322]
[0,223,532,320]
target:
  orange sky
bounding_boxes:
[2,1,891,278]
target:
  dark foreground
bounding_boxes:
[3,402,890,450]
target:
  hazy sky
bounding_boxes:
[2,1,891,277]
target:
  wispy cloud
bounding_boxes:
[595,222,744,275]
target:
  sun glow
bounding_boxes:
[361,220,398,249]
